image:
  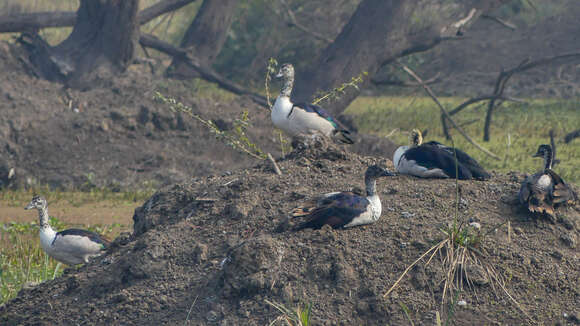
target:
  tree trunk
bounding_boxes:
[21,0,139,89]
[167,0,239,79]
[292,0,507,115]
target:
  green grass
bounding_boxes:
[0,186,155,208]
[345,96,580,184]
[0,216,123,304]
[0,187,147,304]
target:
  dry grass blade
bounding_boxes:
[383,239,447,298]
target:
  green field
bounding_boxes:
[0,189,152,303]
[346,96,580,185]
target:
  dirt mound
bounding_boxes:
[2,140,578,325]
[0,40,397,190]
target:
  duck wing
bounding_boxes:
[424,141,490,180]
[295,192,369,230]
[56,229,110,248]
[403,145,473,179]
[545,169,578,205]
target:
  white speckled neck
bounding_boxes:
[38,207,50,229]
[280,74,294,98]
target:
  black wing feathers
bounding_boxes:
[403,146,473,179]
[295,192,369,230]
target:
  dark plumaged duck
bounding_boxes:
[25,195,110,265]
[519,144,577,217]
[272,63,353,144]
[292,165,394,230]
[393,129,489,180]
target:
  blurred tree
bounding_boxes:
[292,0,508,115]
[167,0,239,79]
[19,0,139,89]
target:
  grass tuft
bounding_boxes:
[266,299,312,326]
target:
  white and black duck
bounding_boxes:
[393,129,489,180]
[25,195,110,265]
[291,165,394,230]
[272,63,353,144]
[519,144,577,217]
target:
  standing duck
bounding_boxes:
[519,144,577,217]
[272,63,353,144]
[25,195,110,265]
[393,129,488,180]
[292,165,394,230]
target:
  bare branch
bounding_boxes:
[139,0,198,25]
[564,129,580,143]
[483,52,580,141]
[0,12,75,33]
[277,0,333,44]
[0,0,198,33]
[549,129,560,166]
[440,95,523,139]
[372,72,441,87]
[139,34,269,108]
[400,64,500,160]
[481,14,517,30]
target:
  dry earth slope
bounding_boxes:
[1,140,579,325]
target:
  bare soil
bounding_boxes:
[1,139,578,325]
[1,8,580,325]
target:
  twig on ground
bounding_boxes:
[268,153,282,175]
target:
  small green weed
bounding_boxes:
[266,299,312,326]
[155,91,267,160]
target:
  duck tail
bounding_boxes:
[332,129,355,144]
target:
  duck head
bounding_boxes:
[532,144,551,158]
[533,144,553,170]
[410,129,423,147]
[276,63,295,80]
[365,165,396,180]
[25,195,47,211]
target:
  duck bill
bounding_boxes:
[532,152,542,158]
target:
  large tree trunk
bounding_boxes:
[167,0,239,79]
[292,0,507,115]
[20,0,139,89]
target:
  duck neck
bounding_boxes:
[37,206,51,230]
[365,178,378,197]
[280,75,294,98]
[543,150,553,170]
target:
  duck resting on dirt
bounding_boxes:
[25,195,110,265]
[393,129,489,180]
[519,144,577,217]
[291,165,394,230]
[272,63,354,144]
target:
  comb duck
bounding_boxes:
[519,144,577,217]
[393,129,489,180]
[272,63,353,144]
[25,195,110,265]
[292,165,394,230]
